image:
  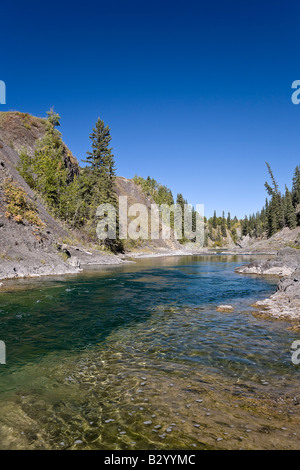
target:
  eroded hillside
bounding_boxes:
[0,112,182,280]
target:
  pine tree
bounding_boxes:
[242,216,249,236]
[264,162,285,236]
[176,193,185,242]
[284,185,297,230]
[227,212,231,231]
[84,118,116,202]
[212,210,217,229]
[221,211,227,237]
[292,166,300,208]
[84,117,121,252]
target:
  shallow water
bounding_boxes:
[0,255,300,449]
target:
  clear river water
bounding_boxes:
[0,254,300,450]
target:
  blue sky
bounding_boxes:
[1,0,300,218]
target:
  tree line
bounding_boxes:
[241,162,300,239]
[18,111,298,252]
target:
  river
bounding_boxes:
[0,255,299,449]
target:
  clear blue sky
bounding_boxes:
[1,0,300,218]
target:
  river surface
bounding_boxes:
[0,255,300,450]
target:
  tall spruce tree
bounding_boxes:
[292,166,300,208]
[284,185,297,229]
[264,162,285,236]
[221,211,227,237]
[292,165,300,224]
[212,210,217,229]
[227,212,231,230]
[176,193,185,242]
[242,216,249,236]
[84,118,116,202]
[84,117,121,252]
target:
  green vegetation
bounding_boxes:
[18,111,123,252]
[4,179,44,227]
[83,117,122,252]
[241,162,300,239]
[133,176,193,244]
[133,175,240,247]
[17,110,300,251]
[18,110,69,214]
[221,211,227,238]
[133,175,174,206]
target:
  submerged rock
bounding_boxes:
[216,305,234,313]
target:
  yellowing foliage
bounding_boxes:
[4,180,45,228]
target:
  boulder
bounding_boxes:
[216,305,234,313]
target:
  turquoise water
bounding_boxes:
[0,255,299,450]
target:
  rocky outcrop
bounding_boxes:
[237,226,300,252]
[236,248,300,320]
[0,112,79,184]
[235,247,300,276]
[0,154,127,281]
[0,112,130,281]
[254,276,300,320]
[0,111,184,282]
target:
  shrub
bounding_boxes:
[4,179,44,228]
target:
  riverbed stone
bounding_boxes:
[216,305,234,312]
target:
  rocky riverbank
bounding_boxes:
[0,240,129,283]
[235,247,300,320]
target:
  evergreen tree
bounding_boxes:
[176,193,185,242]
[292,166,300,208]
[242,216,249,236]
[84,118,116,202]
[84,117,121,252]
[212,210,217,229]
[221,211,227,237]
[264,162,285,236]
[284,185,297,229]
[227,212,231,230]
[292,165,300,224]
